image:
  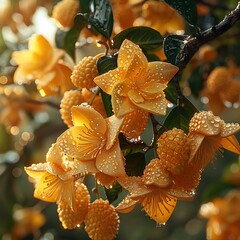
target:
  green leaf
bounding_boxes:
[164,0,198,26]
[79,0,91,13]
[159,96,198,135]
[201,181,232,202]
[88,0,113,39]
[113,26,163,51]
[187,66,205,97]
[97,56,117,117]
[105,182,122,203]
[164,82,178,104]
[97,55,117,75]
[125,152,146,177]
[163,34,187,66]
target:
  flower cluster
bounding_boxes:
[24,36,240,239]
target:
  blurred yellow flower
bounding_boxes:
[57,104,126,177]
[199,190,240,240]
[94,39,178,117]
[12,34,73,96]
[188,111,240,169]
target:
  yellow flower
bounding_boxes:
[188,111,240,169]
[117,156,201,224]
[25,143,76,208]
[57,104,126,177]
[12,34,73,96]
[117,175,177,224]
[94,39,178,117]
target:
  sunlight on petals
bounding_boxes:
[25,163,75,208]
[220,136,240,155]
[118,39,148,71]
[137,192,177,224]
[94,68,124,95]
[130,94,167,115]
[71,105,107,134]
[57,126,106,160]
[96,141,126,177]
[28,34,53,58]
[105,114,124,150]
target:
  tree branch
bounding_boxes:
[178,1,240,73]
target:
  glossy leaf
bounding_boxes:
[97,56,117,117]
[113,26,163,51]
[88,0,113,39]
[164,82,178,104]
[105,181,122,203]
[164,34,188,66]
[164,0,198,26]
[158,96,198,135]
[125,152,146,177]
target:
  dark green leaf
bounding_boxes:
[164,0,198,26]
[113,26,163,51]
[187,66,205,97]
[97,56,117,117]
[201,181,232,202]
[147,53,160,62]
[158,96,198,135]
[101,91,113,117]
[125,152,146,177]
[88,0,113,39]
[79,0,91,13]
[97,55,117,75]
[74,13,88,29]
[105,182,122,203]
[164,34,187,65]
[164,82,178,104]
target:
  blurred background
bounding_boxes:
[0,0,240,239]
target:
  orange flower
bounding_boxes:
[12,34,73,96]
[117,175,177,224]
[188,111,240,169]
[25,143,76,208]
[57,104,126,177]
[94,39,178,117]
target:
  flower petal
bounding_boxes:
[188,133,221,169]
[189,111,223,136]
[188,133,205,161]
[105,115,125,150]
[221,123,240,137]
[73,159,99,174]
[96,141,126,177]
[118,39,148,72]
[116,196,137,213]
[25,164,75,208]
[112,83,136,117]
[94,68,124,94]
[57,125,106,160]
[71,105,107,135]
[138,191,177,224]
[29,34,53,58]
[129,93,167,115]
[12,51,45,71]
[118,176,147,194]
[220,135,240,155]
